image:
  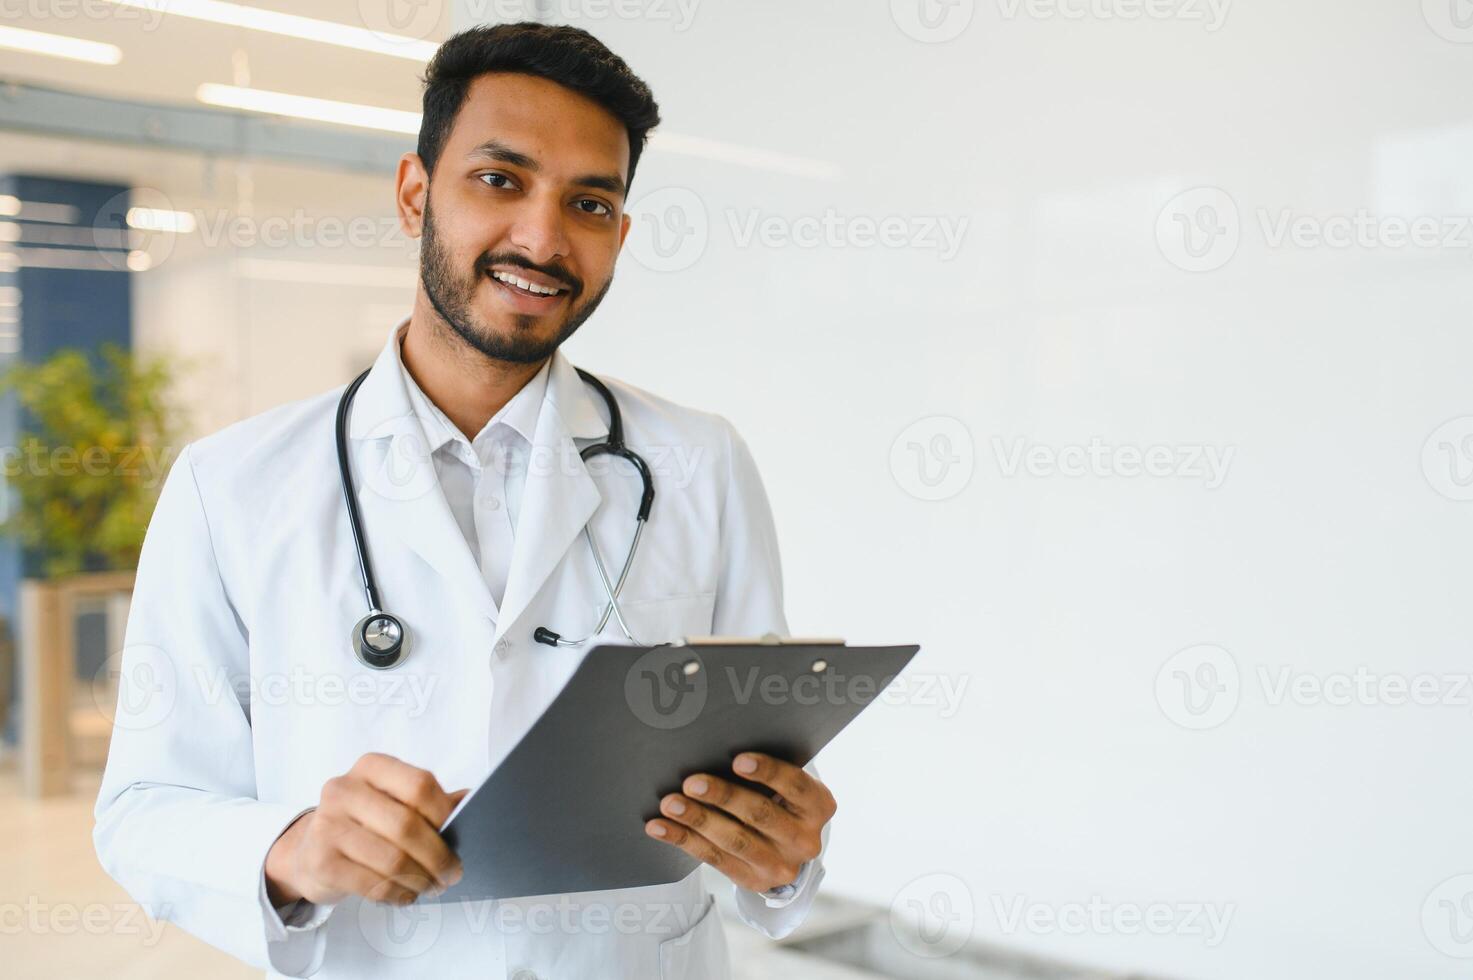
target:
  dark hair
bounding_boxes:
[418,22,662,193]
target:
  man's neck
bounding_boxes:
[400,303,547,442]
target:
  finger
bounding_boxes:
[643,819,766,891]
[311,848,420,905]
[732,753,836,820]
[658,794,787,876]
[351,753,461,827]
[682,774,802,843]
[324,776,462,888]
[331,822,444,897]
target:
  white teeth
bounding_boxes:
[493,270,561,296]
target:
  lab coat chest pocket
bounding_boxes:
[593,592,716,646]
[659,893,730,980]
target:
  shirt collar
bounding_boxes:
[393,323,552,456]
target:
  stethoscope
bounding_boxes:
[335,365,655,670]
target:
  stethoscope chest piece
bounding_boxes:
[353,611,411,670]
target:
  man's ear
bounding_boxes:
[617,211,632,250]
[396,153,429,239]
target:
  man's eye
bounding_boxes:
[479,173,513,189]
[575,199,612,217]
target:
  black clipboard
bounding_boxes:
[430,636,919,903]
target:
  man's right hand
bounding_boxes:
[265,753,468,908]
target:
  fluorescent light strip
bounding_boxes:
[195,85,841,180]
[127,207,197,234]
[197,83,420,134]
[0,197,78,224]
[105,0,437,61]
[0,24,122,65]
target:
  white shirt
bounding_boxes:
[395,333,551,618]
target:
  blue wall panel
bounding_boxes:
[0,175,133,745]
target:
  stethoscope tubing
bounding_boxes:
[336,369,385,615]
[336,361,655,665]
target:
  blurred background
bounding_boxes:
[1,1,1471,978]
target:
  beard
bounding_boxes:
[419,196,612,365]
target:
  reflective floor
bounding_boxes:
[3,765,1149,979]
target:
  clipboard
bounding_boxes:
[430,636,920,903]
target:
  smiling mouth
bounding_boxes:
[488,269,570,299]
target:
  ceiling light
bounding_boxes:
[127,207,197,234]
[0,25,122,65]
[197,83,420,135]
[104,0,437,61]
[196,86,842,180]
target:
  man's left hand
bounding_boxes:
[644,751,836,893]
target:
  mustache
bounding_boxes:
[474,252,583,298]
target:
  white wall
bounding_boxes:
[447,2,1473,978]
[98,2,1473,974]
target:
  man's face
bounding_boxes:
[409,72,632,363]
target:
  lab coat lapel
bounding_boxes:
[346,328,499,622]
[495,350,610,638]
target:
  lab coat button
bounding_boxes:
[510,971,539,980]
[487,497,502,511]
[494,638,511,659]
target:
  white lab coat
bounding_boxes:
[93,328,826,979]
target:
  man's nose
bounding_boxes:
[507,194,572,267]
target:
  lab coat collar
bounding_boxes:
[499,341,610,636]
[344,318,610,635]
[346,319,609,443]
[402,357,550,457]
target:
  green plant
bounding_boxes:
[0,345,185,579]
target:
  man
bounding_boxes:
[94,22,834,979]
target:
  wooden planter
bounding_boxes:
[19,570,134,798]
